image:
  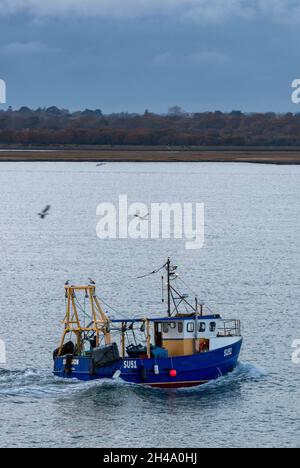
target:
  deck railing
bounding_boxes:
[217,319,241,337]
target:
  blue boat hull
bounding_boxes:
[53,339,242,388]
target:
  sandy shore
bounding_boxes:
[1,149,300,164]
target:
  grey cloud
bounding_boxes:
[188,51,229,65]
[152,50,229,68]
[0,0,298,23]
[0,41,60,54]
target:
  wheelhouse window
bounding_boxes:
[187,322,195,333]
[210,322,216,332]
[178,322,183,333]
[198,322,206,333]
[163,322,176,334]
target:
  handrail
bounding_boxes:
[217,319,241,337]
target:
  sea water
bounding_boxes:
[0,162,299,448]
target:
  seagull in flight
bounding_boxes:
[134,212,149,220]
[88,277,96,285]
[96,163,107,167]
[38,205,51,219]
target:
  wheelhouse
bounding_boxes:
[154,315,221,356]
[109,315,241,359]
[154,316,241,356]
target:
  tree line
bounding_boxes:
[1,106,300,146]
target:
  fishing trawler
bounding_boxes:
[53,259,242,388]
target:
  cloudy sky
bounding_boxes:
[0,0,300,113]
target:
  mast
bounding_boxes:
[165,258,198,317]
[167,258,171,317]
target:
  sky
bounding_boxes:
[0,0,300,113]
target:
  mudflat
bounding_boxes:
[1,149,300,164]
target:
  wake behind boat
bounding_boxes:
[53,259,243,388]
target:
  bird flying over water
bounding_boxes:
[88,278,96,285]
[96,163,106,167]
[38,205,51,219]
[134,212,149,220]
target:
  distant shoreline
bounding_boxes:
[1,148,300,164]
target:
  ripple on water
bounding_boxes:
[0,361,267,399]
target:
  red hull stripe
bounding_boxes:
[146,380,209,388]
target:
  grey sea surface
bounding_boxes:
[0,162,299,448]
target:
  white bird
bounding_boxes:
[38,205,51,219]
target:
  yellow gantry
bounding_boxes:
[57,284,111,356]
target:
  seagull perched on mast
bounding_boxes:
[38,205,51,219]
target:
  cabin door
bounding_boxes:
[154,322,163,347]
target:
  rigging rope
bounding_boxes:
[177,276,216,314]
[176,276,199,299]
[136,261,167,279]
[95,294,130,321]
[74,294,92,322]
